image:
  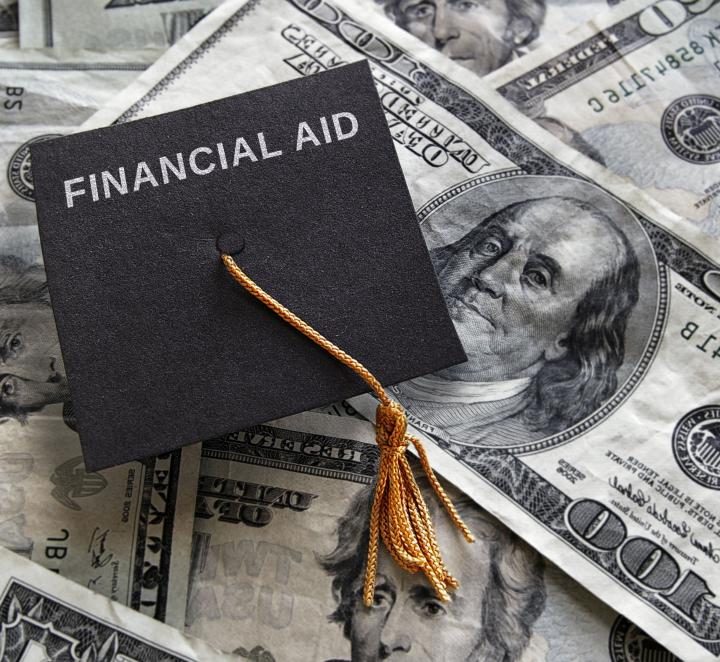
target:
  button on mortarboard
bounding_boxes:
[216,231,244,256]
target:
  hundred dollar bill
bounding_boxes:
[490,0,720,235]
[0,545,234,661]
[361,0,629,78]
[20,0,223,50]
[188,411,680,661]
[80,0,720,657]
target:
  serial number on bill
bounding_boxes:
[587,32,719,113]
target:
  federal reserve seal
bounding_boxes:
[609,617,678,661]
[7,134,62,201]
[661,95,720,164]
[672,405,720,489]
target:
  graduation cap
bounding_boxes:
[32,60,468,469]
[32,61,473,600]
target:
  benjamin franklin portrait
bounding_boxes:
[392,176,657,448]
[319,475,546,661]
[375,0,547,76]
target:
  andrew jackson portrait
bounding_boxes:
[375,0,547,76]
[319,475,546,661]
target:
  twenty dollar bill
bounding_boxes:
[188,412,678,661]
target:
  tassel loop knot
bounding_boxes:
[375,401,408,453]
[362,396,474,607]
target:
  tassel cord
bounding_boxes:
[220,253,474,607]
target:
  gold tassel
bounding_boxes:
[221,252,474,606]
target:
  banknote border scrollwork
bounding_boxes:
[0,62,149,71]
[0,579,194,661]
[202,447,375,484]
[416,168,525,222]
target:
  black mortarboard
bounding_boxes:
[31,61,466,470]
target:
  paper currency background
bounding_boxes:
[0,0,716,659]
[83,0,718,656]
